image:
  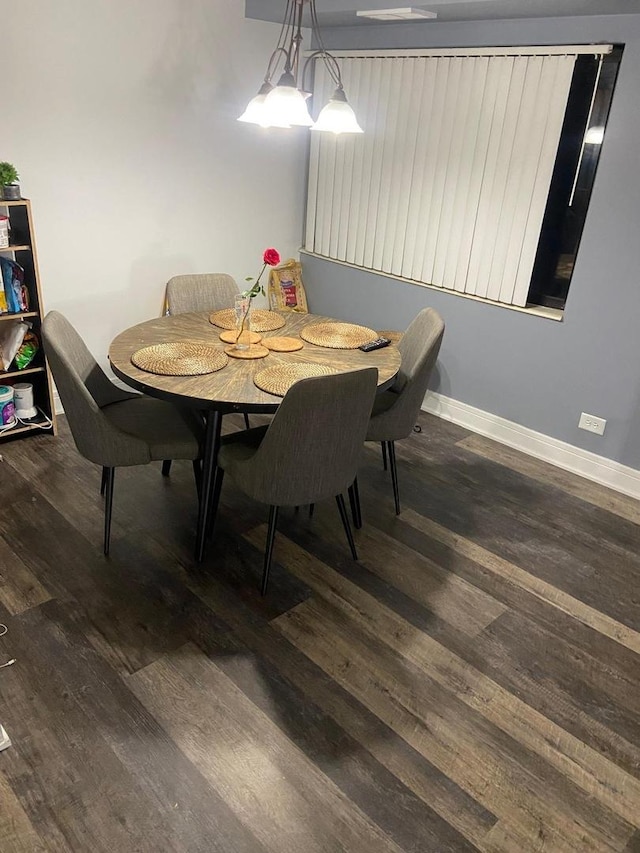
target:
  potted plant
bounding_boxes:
[0,162,21,200]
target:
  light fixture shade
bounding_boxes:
[312,90,363,134]
[238,94,291,128]
[238,92,270,126]
[263,73,314,127]
[238,83,291,128]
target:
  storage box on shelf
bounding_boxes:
[0,199,56,441]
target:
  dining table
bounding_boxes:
[109,310,401,561]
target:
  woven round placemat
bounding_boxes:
[254,362,338,397]
[224,344,270,360]
[132,342,228,376]
[262,336,304,353]
[209,308,285,332]
[300,322,377,349]
[219,329,263,345]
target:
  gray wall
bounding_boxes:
[302,14,640,469]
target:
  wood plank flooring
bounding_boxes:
[0,412,639,852]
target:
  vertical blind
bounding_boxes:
[305,47,607,308]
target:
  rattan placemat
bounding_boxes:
[132,342,228,376]
[254,362,338,397]
[209,308,285,332]
[224,344,270,360]
[219,329,263,345]
[262,336,304,352]
[300,322,377,349]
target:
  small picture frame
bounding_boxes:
[268,259,308,313]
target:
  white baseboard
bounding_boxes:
[422,391,640,500]
[53,389,63,415]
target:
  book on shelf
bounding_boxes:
[0,257,28,314]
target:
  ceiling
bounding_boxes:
[245,0,640,28]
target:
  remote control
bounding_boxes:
[359,337,391,352]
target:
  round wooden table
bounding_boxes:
[109,311,401,560]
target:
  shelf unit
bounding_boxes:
[0,199,56,441]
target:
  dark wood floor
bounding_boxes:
[1,413,640,852]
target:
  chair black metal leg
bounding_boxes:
[336,493,358,561]
[243,413,251,429]
[262,505,279,596]
[100,466,108,496]
[103,467,115,556]
[388,440,400,515]
[353,476,362,529]
[381,441,388,471]
[162,460,172,477]
[348,476,362,529]
[348,486,357,525]
[192,459,202,500]
[308,503,315,518]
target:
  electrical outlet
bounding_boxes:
[578,412,606,435]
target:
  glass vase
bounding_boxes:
[234,295,252,350]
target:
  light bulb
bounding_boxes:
[238,83,291,128]
[263,72,313,128]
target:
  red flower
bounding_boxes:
[242,247,282,299]
[263,248,280,266]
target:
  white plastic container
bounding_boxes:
[0,385,16,427]
[0,215,9,249]
[13,382,36,419]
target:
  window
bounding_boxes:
[304,45,620,313]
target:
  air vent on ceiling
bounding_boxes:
[356,7,437,21]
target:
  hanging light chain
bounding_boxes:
[309,1,343,87]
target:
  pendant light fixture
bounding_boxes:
[239,0,363,134]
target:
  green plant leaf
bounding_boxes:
[0,161,19,185]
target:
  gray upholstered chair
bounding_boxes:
[365,307,445,516]
[166,273,239,316]
[210,368,378,595]
[42,311,203,555]
[164,272,250,449]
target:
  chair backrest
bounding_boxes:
[42,311,149,466]
[166,273,239,315]
[384,307,445,439]
[239,368,378,506]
